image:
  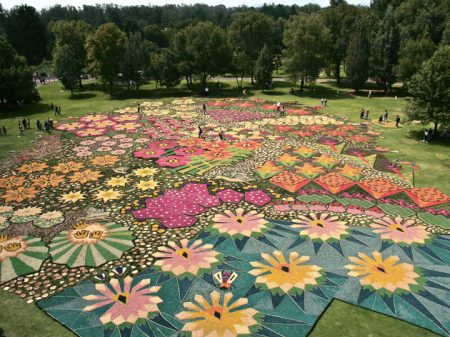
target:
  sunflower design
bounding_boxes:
[17,162,48,174]
[0,235,49,284]
[345,251,423,294]
[0,176,26,189]
[153,239,222,278]
[69,169,103,184]
[48,221,134,267]
[60,191,85,203]
[90,155,119,166]
[292,212,349,241]
[176,291,261,337]
[371,216,430,245]
[1,187,39,203]
[249,250,323,294]
[52,161,85,174]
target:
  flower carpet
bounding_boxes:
[0,97,449,337]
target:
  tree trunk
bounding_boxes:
[155,80,158,88]
[78,75,83,89]
[109,81,113,95]
[434,122,439,134]
[300,76,305,93]
[185,76,190,88]
[251,71,254,85]
[334,61,341,85]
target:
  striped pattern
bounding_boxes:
[48,223,135,268]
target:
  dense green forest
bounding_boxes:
[0,0,449,115]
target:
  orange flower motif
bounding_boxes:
[201,141,229,151]
[52,161,85,174]
[178,138,206,147]
[32,174,65,188]
[1,187,39,202]
[233,141,261,151]
[202,149,234,161]
[17,162,48,174]
[70,169,103,184]
[0,176,27,189]
[90,155,119,166]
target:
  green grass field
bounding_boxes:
[0,79,448,337]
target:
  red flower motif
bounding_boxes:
[201,149,233,160]
[174,147,205,156]
[148,140,178,150]
[134,148,165,159]
[156,155,190,167]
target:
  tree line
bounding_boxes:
[0,1,449,114]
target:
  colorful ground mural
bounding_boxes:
[1,97,449,337]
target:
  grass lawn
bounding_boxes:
[0,78,448,337]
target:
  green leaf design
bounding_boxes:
[418,212,450,229]
[337,198,374,209]
[378,204,415,217]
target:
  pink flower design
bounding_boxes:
[174,147,205,156]
[80,140,96,146]
[101,141,118,147]
[112,122,142,132]
[82,276,162,326]
[111,114,140,122]
[118,142,133,149]
[153,239,221,278]
[134,148,165,159]
[76,151,93,157]
[87,120,117,128]
[118,137,133,143]
[148,140,177,150]
[75,128,107,137]
[111,149,127,155]
[94,136,111,142]
[97,146,113,152]
[55,122,85,131]
[73,146,91,152]
[156,155,189,167]
[211,208,269,238]
[112,134,127,139]
[292,212,349,241]
[371,216,430,244]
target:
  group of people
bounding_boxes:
[360,108,401,127]
[423,128,435,143]
[320,98,328,106]
[0,125,7,136]
[18,118,32,136]
[360,108,370,120]
[198,126,224,141]
[50,102,62,115]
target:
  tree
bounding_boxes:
[184,22,231,88]
[397,39,436,82]
[86,23,126,95]
[0,3,6,36]
[143,24,168,47]
[51,20,92,88]
[345,18,370,92]
[254,44,274,89]
[322,3,361,84]
[228,12,274,83]
[53,45,79,94]
[171,28,195,87]
[5,5,48,65]
[0,35,35,105]
[283,14,332,92]
[406,46,450,133]
[149,49,180,88]
[120,32,151,90]
[370,5,400,91]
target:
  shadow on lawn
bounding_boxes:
[407,129,450,146]
[0,102,52,120]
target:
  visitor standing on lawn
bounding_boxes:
[384,110,388,122]
[202,103,207,115]
[396,115,400,127]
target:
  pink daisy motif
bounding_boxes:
[111,149,126,155]
[94,136,111,142]
[153,239,221,278]
[111,114,140,122]
[118,142,133,149]
[79,114,109,123]
[112,122,142,132]
[148,140,178,150]
[371,216,430,244]
[156,155,189,167]
[292,212,349,241]
[87,120,117,128]
[174,147,205,156]
[82,276,162,326]
[211,208,269,238]
[134,148,165,159]
[112,134,127,139]
[54,122,85,131]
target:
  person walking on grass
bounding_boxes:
[26,118,31,129]
[198,126,203,139]
[324,98,328,106]
[19,122,24,136]
[37,120,43,131]
[218,129,224,141]
[379,115,383,124]
[360,108,365,119]
[396,115,400,128]
[2,125,6,135]
[202,103,207,116]
[384,110,388,122]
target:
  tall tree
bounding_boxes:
[370,5,400,92]
[5,5,48,65]
[322,3,360,84]
[53,45,79,95]
[86,23,126,95]
[397,39,436,82]
[0,3,6,36]
[120,32,151,90]
[171,28,194,87]
[406,46,450,133]
[51,20,92,88]
[149,49,180,88]
[283,14,332,92]
[0,35,35,105]
[345,18,370,92]
[184,22,231,88]
[254,44,274,89]
[228,12,274,83]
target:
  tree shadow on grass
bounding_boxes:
[407,129,450,146]
[0,103,51,120]
[69,93,96,100]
